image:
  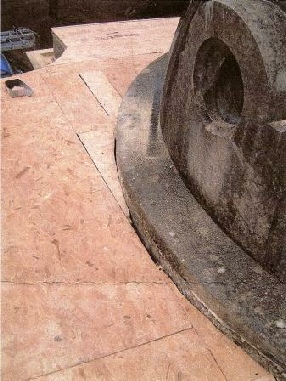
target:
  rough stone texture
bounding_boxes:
[160,0,286,281]
[116,55,286,379]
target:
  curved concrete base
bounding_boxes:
[116,55,286,380]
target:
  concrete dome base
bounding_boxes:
[116,55,286,380]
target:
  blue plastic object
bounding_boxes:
[1,54,13,78]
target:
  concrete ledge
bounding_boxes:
[116,55,286,380]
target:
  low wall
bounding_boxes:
[1,0,189,48]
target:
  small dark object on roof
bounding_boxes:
[5,78,34,97]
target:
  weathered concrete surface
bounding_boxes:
[116,55,286,380]
[160,0,286,281]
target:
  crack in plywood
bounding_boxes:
[192,327,229,381]
[77,132,129,216]
[79,71,122,118]
[27,327,194,380]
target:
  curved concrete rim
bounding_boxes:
[116,55,286,380]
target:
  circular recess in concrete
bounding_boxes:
[160,0,286,281]
[194,38,244,125]
[116,55,286,380]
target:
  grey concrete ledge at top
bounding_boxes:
[116,55,286,380]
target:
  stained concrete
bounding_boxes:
[116,54,286,380]
[160,0,286,281]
